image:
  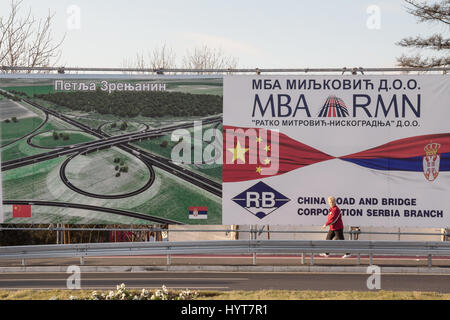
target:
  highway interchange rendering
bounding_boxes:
[0,79,223,225]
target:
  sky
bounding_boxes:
[0,0,446,69]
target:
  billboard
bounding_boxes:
[223,75,450,227]
[2,74,449,228]
[0,75,223,224]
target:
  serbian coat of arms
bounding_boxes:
[423,142,440,182]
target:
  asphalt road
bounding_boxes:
[0,271,449,292]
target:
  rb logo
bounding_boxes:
[232,181,290,219]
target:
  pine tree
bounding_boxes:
[397,0,450,68]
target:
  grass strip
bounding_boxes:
[0,289,448,300]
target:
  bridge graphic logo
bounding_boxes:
[318,95,349,118]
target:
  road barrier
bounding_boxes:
[0,240,448,267]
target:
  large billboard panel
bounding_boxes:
[2,74,449,228]
[223,75,450,227]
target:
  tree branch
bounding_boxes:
[397,34,450,50]
[404,0,450,25]
[0,0,64,72]
[397,54,450,67]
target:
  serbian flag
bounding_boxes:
[189,206,208,219]
[223,125,334,182]
[12,204,31,218]
[340,133,450,181]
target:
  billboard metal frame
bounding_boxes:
[1,66,448,74]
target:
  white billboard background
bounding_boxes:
[223,75,450,227]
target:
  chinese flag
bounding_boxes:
[12,205,31,218]
[223,125,334,182]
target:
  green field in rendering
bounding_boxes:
[1,115,88,162]
[31,130,96,148]
[1,117,42,143]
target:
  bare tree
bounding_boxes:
[0,0,32,68]
[120,52,150,74]
[149,43,176,72]
[122,44,176,74]
[123,43,238,74]
[182,45,238,73]
[0,0,64,72]
[120,56,136,74]
[133,52,148,73]
[397,0,449,68]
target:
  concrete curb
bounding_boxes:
[0,265,449,274]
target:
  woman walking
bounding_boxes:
[320,196,351,258]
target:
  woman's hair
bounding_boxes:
[328,196,336,206]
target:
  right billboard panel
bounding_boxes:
[223,75,450,227]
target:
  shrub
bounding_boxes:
[120,122,128,130]
[61,284,199,301]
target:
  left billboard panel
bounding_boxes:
[0,75,223,224]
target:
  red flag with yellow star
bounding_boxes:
[223,125,334,182]
[12,204,31,218]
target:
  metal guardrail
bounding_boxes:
[1,226,448,236]
[1,226,448,245]
[0,240,449,267]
